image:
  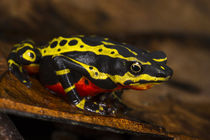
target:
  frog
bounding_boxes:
[7,35,173,115]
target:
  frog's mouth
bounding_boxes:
[127,75,172,90]
[126,83,155,90]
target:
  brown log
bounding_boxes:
[0,72,198,140]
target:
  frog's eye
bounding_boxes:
[22,50,36,62]
[130,62,141,73]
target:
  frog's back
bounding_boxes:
[39,35,145,60]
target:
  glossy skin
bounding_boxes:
[7,35,173,114]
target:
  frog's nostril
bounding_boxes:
[156,73,166,77]
[156,66,173,78]
[167,68,173,77]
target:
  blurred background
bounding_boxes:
[0,0,210,140]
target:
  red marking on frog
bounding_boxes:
[45,77,122,97]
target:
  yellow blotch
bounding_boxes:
[153,57,167,62]
[76,98,86,109]
[64,85,75,93]
[22,50,36,62]
[56,69,70,75]
[99,106,104,111]
[160,66,165,70]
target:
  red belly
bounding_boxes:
[23,65,123,96]
[45,77,120,97]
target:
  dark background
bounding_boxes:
[0,0,210,140]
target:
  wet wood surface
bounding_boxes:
[0,72,177,139]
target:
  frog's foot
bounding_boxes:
[8,65,31,87]
[75,98,114,115]
[21,78,32,88]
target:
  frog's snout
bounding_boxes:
[166,67,173,79]
[156,66,173,79]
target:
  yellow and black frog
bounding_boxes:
[7,35,173,115]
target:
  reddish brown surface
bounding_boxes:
[0,72,173,138]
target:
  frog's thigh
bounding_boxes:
[51,56,83,104]
[52,56,105,114]
[39,59,59,85]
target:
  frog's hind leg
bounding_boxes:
[112,90,124,103]
[51,55,107,115]
[111,90,131,114]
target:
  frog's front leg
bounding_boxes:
[7,52,31,87]
[7,41,39,87]
[52,56,106,115]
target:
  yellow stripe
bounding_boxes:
[99,105,104,111]
[56,69,70,75]
[40,37,151,65]
[101,41,115,45]
[110,73,171,85]
[121,46,137,56]
[153,57,167,62]
[19,67,23,72]
[64,85,75,93]
[95,105,104,113]
[76,98,86,109]
[8,59,23,72]
[160,66,165,70]
[8,59,19,67]
[12,43,34,52]
[62,55,169,85]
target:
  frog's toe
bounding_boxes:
[97,104,117,115]
[76,99,114,115]
[95,104,107,115]
[105,106,117,115]
[83,101,103,114]
[22,80,32,88]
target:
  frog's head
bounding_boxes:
[113,50,173,90]
[13,40,40,65]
